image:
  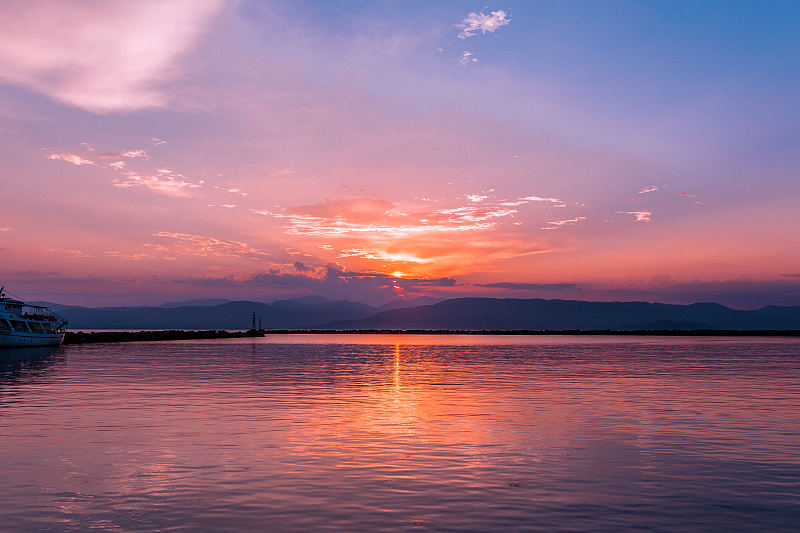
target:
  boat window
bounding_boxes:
[10,320,29,332]
[42,323,55,333]
[29,322,45,333]
[0,319,10,331]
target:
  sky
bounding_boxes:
[1,0,799,308]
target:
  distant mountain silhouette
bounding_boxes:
[56,298,377,329]
[43,297,800,330]
[159,298,232,308]
[315,298,800,331]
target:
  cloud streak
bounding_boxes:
[541,217,586,230]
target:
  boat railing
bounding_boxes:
[21,304,69,331]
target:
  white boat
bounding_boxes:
[0,287,67,347]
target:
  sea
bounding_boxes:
[0,335,798,532]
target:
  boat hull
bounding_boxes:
[0,331,65,347]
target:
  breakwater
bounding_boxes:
[62,328,800,344]
[64,330,264,344]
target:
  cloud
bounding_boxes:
[113,169,203,197]
[338,249,433,264]
[782,273,800,278]
[618,211,652,222]
[97,149,148,160]
[294,261,314,273]
[0,0,225,112]
[183,264,457,305]
[456,10,511,39]
[251,195,568,274]
[225,187,248,198]
[541,217,586,230]
[153,231,271,259]
[263,197,518,237]
[475,282,580,291]
[500,196,566,207]
[459,51,479,66]
[47,248,93,258]
[105,251,151,261]
[46,152,95,166]
[0,226,11,232]
[638,185,659,194]
[466,193,488,202]
[678,191,696,198]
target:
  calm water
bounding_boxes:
[1,336,798,532]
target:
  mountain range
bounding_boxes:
[41,296,800,330]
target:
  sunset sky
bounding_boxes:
[1,1,799,308]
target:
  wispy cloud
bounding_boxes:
[48,139,165,171]
[618,211,652,222]
[0,226,12,232]
[113,169,203,197]
[338,249,433,264]
[97,149,148,160]
[153,232,271,259]
[457,10,511,39]
[459,51,479,66]
[500,196,566,207]
[258,198,518,237]
[46,152,95,166]
[0,1,225,112]
[638,185,660,194]
[678,191,696,198]
[105,251,151,261]
[47,248,93,258]
[475,282,580,290]
[541,216,587,230]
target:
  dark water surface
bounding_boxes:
[1,336,798,531]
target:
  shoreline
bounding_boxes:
[62,329,800,344]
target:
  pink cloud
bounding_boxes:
[153,232,271,260]
[113,170,203,197]
[540,217,587,230]
[97,149,148,160]
[47,248,93,258]
[618,211,652,222]
[0,0,225,112]
[105,251,151,261]
[500,196,566,207]
[46,152,95,166]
